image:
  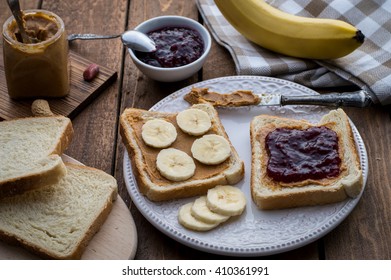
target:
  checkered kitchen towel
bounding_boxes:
[197,0,391,105]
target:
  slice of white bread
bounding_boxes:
[0,116,73,197]
[120,103,244,201]
[250,109,363,210]
[0,163,118,259]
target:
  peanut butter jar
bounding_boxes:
[2,10,69,99]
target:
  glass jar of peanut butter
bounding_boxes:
[2,10,69,99]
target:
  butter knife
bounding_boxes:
[259,90,373,107]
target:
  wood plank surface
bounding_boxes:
[324,106,391,259]
[0,51,117,120]
[1,0,390,261]
[40,0,126,176]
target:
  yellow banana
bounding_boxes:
[214,0,365,59]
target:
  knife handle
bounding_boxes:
[281,90,373,107]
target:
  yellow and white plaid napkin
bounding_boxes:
[197,0,391,105]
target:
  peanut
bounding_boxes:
[31,99,54,117]
[83,63,100,81]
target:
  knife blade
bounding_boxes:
[258,90,373,107]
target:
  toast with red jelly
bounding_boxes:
[250,109,363,210]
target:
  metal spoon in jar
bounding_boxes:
[6,0,32,43]
[67,30,156,52]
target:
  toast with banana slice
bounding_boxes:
[120,103,245,201]
[250,109,363,210]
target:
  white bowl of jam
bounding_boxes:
[128,15,212,82]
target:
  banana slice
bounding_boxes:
[191,196,230,224]
[176,108,212,136]
[141,119,177,148]
[178,202,220,231]
[206,185,246,216]
[156,148,196,181]
[191,134,231,165]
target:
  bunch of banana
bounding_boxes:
[214,0,365,59]
[141,108,231,181]
[178,185,247,231]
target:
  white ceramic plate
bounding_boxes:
[123,76,368,257]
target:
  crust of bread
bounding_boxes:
[250,109,363,210]
[120,103,244,201]
[0,116,73,197]
[0,155,67,197]
[0,163,118,259]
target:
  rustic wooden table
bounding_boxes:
[1,0,390,260]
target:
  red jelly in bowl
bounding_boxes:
[135,26,204,68]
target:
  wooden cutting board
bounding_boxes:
[0,155,138,260]
[0,49,117,120]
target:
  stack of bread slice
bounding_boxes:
[0,115,118,259]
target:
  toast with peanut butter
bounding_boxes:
[120,103,245,201]
[250,109,363,210]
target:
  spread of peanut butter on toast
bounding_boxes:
[184,87,261,106]
[128,112,232,186]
